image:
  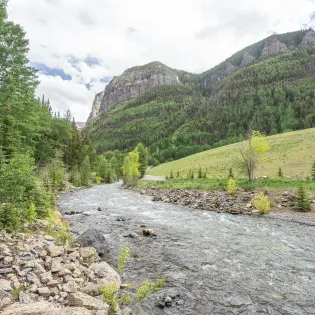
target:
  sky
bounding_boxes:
[7,0,315,122]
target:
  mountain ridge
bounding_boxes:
[87,28,315,122]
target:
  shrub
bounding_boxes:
[295,184,311,212]
[187,169,194,179]
[120,294,132,305]
[70,165,81,187]
[102,283,119,313]
[278,167,283,178]
[135,279,165,302]
[203,172,207,179]
[228,167,234,179]
[117,245,130,273]
[251,192,270,214]
[170,171,174,179]
[176,171,180,178]
[227,178,237,195]
[198,167,203,178]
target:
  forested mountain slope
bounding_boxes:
[85,29,315,164]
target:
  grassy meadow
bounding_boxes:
[147,128,315,180]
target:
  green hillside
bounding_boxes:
[147,128,315,179]
[85,29,315,164]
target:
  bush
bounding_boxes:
[170,171,174,179]
[227,178,237,195]
[312,160,315,181]
[102,283,119,313]
[117,245,130,273]
[251,192,270,214]
[70,165,81,187]
[295,184,311,212]
[198,167,203,178]
[135,279,165,302]
[278,167,283,178]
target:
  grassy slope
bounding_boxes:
[148,128,315,179]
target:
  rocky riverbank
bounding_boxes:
[0,229,133,315]
[140,187,315,224]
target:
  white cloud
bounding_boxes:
[7,0,315,121]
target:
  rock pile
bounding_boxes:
[0,231,126,315]
[144,188,253,215]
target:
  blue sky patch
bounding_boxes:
[32,62,72,80]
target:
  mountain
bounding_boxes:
[84,29,315,163]
[87,61,195,122]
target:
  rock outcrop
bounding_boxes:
[87,61,181,122]
[240,52,256,67]
[87,91,104,122]
[300,29,315,47]
[261,37,288,57]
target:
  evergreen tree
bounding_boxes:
[80,156,91,186]
[198,167,203,178]
[228,167,234,179]
[295,184,311,212]
[70,165,81,187]
[278,167,283,178]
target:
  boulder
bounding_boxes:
[88,262,120,286]
[37,287,51,297]
[0,279,12,291]
[68,292,109,311]
[47,246,64,257]
[63,280,78,293]
[0,288,13,310]
[76,230,109,258]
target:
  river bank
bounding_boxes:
[0,223,133,315]
[58,183,315,315]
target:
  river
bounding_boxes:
[58,183,315,315]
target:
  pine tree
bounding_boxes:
[176,171,180,178]
[80,156,91,186]
[295,184,311,212]
[198,167,203,178]
[278,167,283,178]
[170,171,174,179]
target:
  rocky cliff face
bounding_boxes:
[87,91,104,122]
[87,62,180,122]
[261,37,288,57]
[300,29,315,46]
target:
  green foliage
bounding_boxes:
[102,283,119,314]
[117,245,130,273]
[228,167,234,179]
[135,279,165,302]
[120,293,132,305]
[295,184,311,212]
[312,160,315,181]
[251,192,271,214]
[70,165,81,187]
[122,148,140,187]
[170,171,174,179]
[203,171,207,179]
[80,155,91,186]
[198,167,203,179]
[239,130,270,182]
[176,171,180,178]
[187,169,194,179]
[278,167,283,178]
[136,143,149,177]
[11,286,25,298]
[227,178,237,195]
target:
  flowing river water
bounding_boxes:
[58,183,315,315]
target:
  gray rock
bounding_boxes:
[39,271,52,284]
[69,291,109,311]
[0,288,13,310]
[47,246,64,257]
[18,292,31,304]
[20,252,35,261]
[63,280,78,293]
[88,262,121,285]
[51,258,63,272]
[261,36,288,57]
[0,268,13,275]
[37,287,51,297]
[0,279,12,291]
